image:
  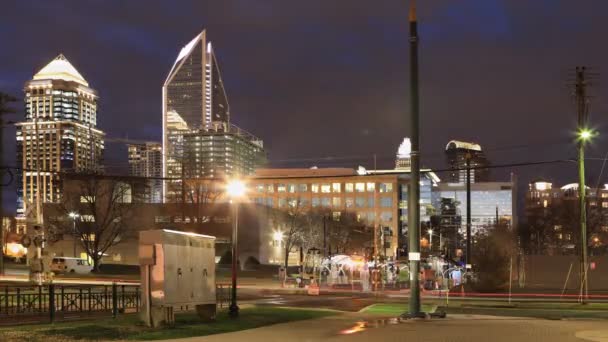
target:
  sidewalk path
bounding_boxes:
[159,313,608,342]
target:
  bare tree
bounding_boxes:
[50,174,140,272]
[269,198,312,269]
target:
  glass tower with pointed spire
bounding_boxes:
[163,30,265,202]
[16,54,105,220]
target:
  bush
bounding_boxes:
[472,225,517,292]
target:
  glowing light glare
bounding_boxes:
[68,212,79,219]
[428,229,433,235]
[226,179,246,197]
[579,129,593,140]
[273,231,284,241]
[340,322,367,335]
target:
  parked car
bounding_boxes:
[50,257,93,274]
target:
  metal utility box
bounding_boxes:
[139,229,216,327]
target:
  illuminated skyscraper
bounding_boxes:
[445,140,490,183]
[128,142,162,203]
[16,54,105,220]
[163,30,265,201]
[395,137,412,170]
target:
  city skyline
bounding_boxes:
[2,1,608,212]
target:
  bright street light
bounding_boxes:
[226,179,246,198]
[225,179,246,318]
[273,231,284,242]
[578,128,595,141]
[68,212,79,219]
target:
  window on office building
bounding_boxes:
[332,197,341,207]
[332,183,341,193]
[345,183,354,193]
[355,183,365,192]
[321,197,331,207]
[312,197,320,207]
[380,212,393,222]
[367,182,375,192]
[379,183,393,193]
[277,184,286,192]
[312,184,320,193]
[356,197,366,208]
[298,184,308,192]
[321,184,331,193]
[380,197,393,207]
[345,197,354,208]
[287,184,296,193]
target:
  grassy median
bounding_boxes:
[0,306,338,341]
[361,300,608,320]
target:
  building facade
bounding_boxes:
[162,30,264,201]
[432,181,515,232]
[182,126,265,179]
[245,168,437,262]
[127,142,163,203]
[16,54,104,224]
[525,180,608,254]
[445,140,490,183]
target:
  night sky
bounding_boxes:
[2,0,608,213]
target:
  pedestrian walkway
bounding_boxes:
[158,312,608,342]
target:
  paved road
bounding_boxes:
[162,314,608,342]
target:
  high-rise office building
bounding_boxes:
[445,140,490,183]
[16,54,105,219]
[127,142,163,203]
[162,30,265,201]
[395,137,412,170]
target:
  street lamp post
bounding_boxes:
[68,212,79,257]
[226,179,246,318]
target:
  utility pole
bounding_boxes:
[575,66,591,304]
[466,153,472,269]
[0,92,17,276]
[407,0,423,317]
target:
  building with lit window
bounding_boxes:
[525,180,608,254]
[15,54,104,224]
[245,167,438,263]
[127,142,163,203]
[395,137,412,170]
[182,126,265,179]
[431,181,516,233]
[445,140,490,183]
[162,30,265,201]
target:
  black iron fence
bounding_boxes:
[0,283,232,324]
[0,283,140,323]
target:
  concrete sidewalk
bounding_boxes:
[158,313,608,342]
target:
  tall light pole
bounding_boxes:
[0,92,17,276]
[407,0,423,317]
[68,212,79,257]
[574,66,592,303]
[226,179,246,317]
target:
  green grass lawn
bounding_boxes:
[361,303,438,316]
[361,300,608,320]
[0,307,338,342]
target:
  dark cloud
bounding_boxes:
[2,0,608,212]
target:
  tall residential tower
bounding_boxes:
[16,54,104,221]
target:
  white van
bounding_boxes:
[51,257,93,274]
